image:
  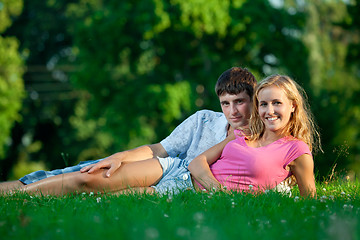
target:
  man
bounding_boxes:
[0,67,256,193]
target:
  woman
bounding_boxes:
[10,75,320,197]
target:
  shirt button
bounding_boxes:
[182,174,189,180]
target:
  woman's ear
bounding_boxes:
[291,101,296,113]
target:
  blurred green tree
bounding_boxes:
[301,0,360,177]
[1,0,81,180]
[64,0,309,161]
[2,0,359,181]
[0,0,25,178]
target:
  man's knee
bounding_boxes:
[72,171,107,190]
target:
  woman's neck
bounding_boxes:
[246,130,289,148]
[261,130,289,143]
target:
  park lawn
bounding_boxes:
[1,179,359,240]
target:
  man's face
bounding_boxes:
[219,91,252,129]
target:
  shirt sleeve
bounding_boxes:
[283,140,312,168]
[160,111,199,157]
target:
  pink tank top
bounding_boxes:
[208,130,311,192]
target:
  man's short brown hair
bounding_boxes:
[215,67,257,98]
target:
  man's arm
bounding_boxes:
[80,143,168,177]
[82,110,208,177]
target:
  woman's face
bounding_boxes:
[257,85,295,135]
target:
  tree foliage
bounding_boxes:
[300,0,360,176]
[0,0,24,158]
[63,0,310,161]
[1,0,360,180]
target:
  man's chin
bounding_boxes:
[230,122,249,129]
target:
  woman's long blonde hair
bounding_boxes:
[247,75,321,153]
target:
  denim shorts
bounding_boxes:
[152,157,194,195]
[19,159,102,185]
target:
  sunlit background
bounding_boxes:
[0,0,359,181]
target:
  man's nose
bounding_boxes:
[230,104,239,114]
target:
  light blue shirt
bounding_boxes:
[160,110,228,164]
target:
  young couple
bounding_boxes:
[0,67,320,197]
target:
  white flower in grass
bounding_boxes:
[294,196,299,202]
[329,195,335,200]
[176,227,190,237]
[322,188,326,191]
[340,191,345,195]
[343,204,354,210]
[193,212,205,223]
[82,192,86,196]
[89,192,94,196]
[145,227,159,239]
[96,197,101,203]
[249,185,253,190]
[202,189,207,192]
[320,195,327,202]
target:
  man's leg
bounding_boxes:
[18,160,101,185]
[0,160,102,193]
[113,187,156,195]
[0,180,25,192]
[19,158,163,195]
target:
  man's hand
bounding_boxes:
[80,154,123,177]
[80,143,168,178]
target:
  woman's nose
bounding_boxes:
[267,105,274,114]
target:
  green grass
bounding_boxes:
[1,179,359,240]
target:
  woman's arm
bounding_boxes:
[188,134,235,191]
[288,154,316,197]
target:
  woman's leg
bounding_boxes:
[19,158,163,195]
